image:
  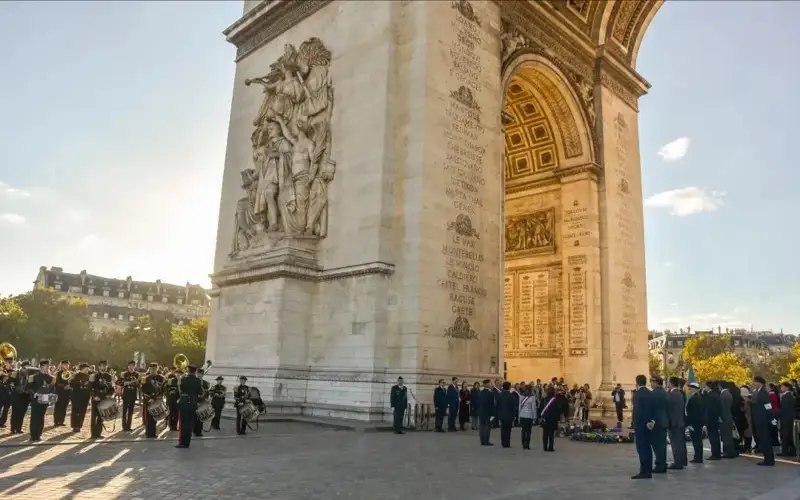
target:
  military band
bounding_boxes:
[0,348,262,447]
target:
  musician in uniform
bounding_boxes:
[141,362,165,438]
[89,360,114,439]
[28,360,55,442]
[176,364,203,449]
[165,367,180,431]
[234,376,251,435]
[117,360,140,431]
[9,360,32,434]
[70,363,92,432]
[0,355,13,428]
[193,368,211,437]
[52,359,71,426]
[210,376,226,430]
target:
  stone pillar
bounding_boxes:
[596,49,650,389]
[207,0,504,422]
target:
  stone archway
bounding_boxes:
[499,53,601,387]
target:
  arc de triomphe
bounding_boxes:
[206,0,661,421]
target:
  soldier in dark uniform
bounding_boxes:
[234,376,250,435]
[28,360,55,442]
[192,369,211,437]
[141,363,165,438]
[70,363,92,432]
[165,368,180,431]
[89,360,114,439]
[210,376,226,430]
[0,356,13,428]
[9,360,32,434]
[389,376,408,434]
[116,360,140,431]
[176,364,202,449]
[52,359,71,426]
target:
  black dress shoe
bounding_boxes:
[631,473,652,479]
[652,468,667,474]
[757,461,774,466]
[722,454,737,459]
[667,464,684,470]
[174,445,188,449]
[706,456,721,461]
[689,459,703,464]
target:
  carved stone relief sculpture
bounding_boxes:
[505,208,556,258]
[230,37,336,258]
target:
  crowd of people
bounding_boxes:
[390,376,592,450]
[631,373,798,479]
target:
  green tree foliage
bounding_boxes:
[648,353,661,375]
[0,289,207,371]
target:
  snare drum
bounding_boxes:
[147,399,168,421]
[240,401,260,422]
[195,402,215,423]
[36,393,58,405]
[97,399,119,421]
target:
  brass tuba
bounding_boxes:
[61,370,73,381]
[173,353,189,372]
[0,342,17,363]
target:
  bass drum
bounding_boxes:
[240,401,260,422]
[97,399,119,421]
[195,402,215,423]
[147,399,168,421]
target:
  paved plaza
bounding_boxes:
[0,421,799,500]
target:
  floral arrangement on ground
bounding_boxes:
[557,420,610,437]
[570,431,635,444]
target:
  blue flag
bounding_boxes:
[687,365,696,384]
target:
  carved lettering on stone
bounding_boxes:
[230,37,336,258]
[505,208,556,258]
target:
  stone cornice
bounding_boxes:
[595,45,650,111]
[505,161,601,195]
[223,0,333,61]
[210,260,395,288]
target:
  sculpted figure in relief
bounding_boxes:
[230,37,335,257]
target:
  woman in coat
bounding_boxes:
[458,381,471,431]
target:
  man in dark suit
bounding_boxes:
[612,383,626,426]
[751,376,775,466]
[446,377,459,432]
[389,376,408,435]
[704,381,722,460]
[666,376,687,469]
[496,381,516,448]
[477,379,495,446]
[719,381,738,458]
[632,374,656,479]
[778,381,796,457]
[649,375,669,473]
[433,379,447,433]
[685,382,706,463]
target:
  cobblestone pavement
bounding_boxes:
[0,424,799,500]
[0,403,248,446]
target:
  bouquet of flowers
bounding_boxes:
[570,431,635,444]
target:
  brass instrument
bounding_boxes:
[0,342,17,362]
[173,353,189,371]
[61,370,73,382]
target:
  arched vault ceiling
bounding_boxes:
[503,70,584,184]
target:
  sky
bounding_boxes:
[1,1,798,333]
